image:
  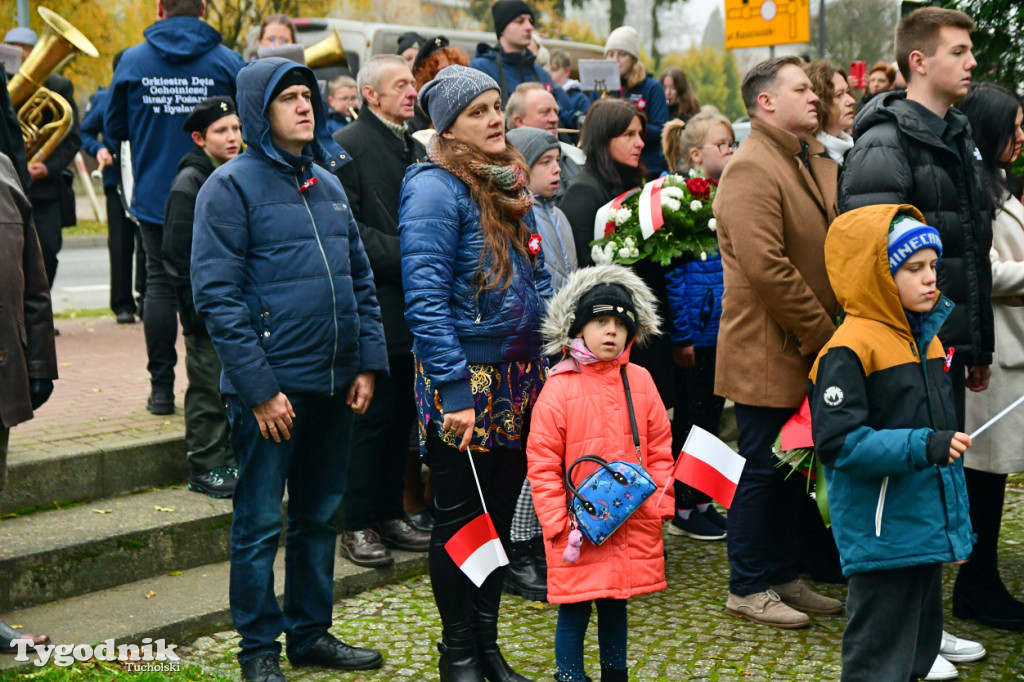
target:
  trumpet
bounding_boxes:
[7,7,98,162]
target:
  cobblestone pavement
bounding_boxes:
[187,486,1024,681]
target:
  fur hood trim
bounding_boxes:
[542,264,661,356]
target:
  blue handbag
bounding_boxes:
[564,366,657,546]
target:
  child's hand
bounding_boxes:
[948,432,971,464]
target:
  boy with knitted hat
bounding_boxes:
[809,204,975,681]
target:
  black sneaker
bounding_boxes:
[289,634,383,671]
[146,390,174,415]
[189,465,237,498]
[701,505,729,531]
[240,652,286,682]
[115,311,136,324]
[667,511,726,540]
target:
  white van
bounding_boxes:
[246,17,604,77]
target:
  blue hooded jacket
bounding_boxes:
[191,58,387,409]
[469,44,585,130]
[398,162,552,413]
[664,254,723,348]
[80,88,115,188]
[104,17,245,224]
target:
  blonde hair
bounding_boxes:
[661,106,732,174]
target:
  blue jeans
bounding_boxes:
[727,403,800,595]
[226,393,352,663]
[554,599,627,681]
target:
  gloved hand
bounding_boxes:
[29,378,53,410]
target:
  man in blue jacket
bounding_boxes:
[104,0,244,415]
[469,0,584,130]
[192,58,388,682]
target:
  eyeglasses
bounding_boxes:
[705,141,738,154]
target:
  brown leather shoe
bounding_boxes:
[0,620,50,654]
[377,518,431,552]
[340,529,394,568]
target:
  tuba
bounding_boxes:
[304,30,348,70]
[7,7,98,163]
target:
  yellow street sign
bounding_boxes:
[725,0,811,49]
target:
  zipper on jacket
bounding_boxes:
[297,173,340,395]
[875,476,889,537]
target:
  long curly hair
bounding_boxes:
[431,135,536,291]
[413,47,470,91]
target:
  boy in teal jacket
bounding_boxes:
[809,204,974,681]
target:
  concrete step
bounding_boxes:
[0,548,428,671]
[1,435,188,515]
[0,485,231,613]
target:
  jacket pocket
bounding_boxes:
[875,477,889,537]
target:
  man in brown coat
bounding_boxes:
[713,56,843,629]
[0,152,57,652]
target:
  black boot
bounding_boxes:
[529,535,548,582]
[476,569,534,682]
[952,470,1024,631]
[503,541,547,602]
[438,621,485,682]
[600,665,628,682]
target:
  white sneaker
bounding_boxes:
[924,654,958,681]
[938,630,986,663]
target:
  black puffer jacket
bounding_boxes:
[333,104,427,356]
[840,91,993,366]
[163,146,216,337]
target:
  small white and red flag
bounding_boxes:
[445,513,509,587]
[668,425,746,508]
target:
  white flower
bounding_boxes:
[605,208,617,221]
[688,168,699,178]
[623,236,635,248]
[592,244,613,264]
[614,207,633,225]
[690,200,702,211]
[708,218,717,232]
[630,248,640,258]
[661,186,684,199]
[618,247,632,259]
[700,251,707,261]
[661,195,681,212]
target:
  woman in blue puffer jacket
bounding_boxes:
[398,65,551,682]
[661,108,736,540]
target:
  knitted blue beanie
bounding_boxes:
[418,65,499,134]
[888,215,943,274]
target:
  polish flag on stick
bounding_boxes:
[655,425,746,509]
[444,452,509,587]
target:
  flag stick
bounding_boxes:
[466,449,489,515]
[656,425,696,507]
[969,392,1024,441]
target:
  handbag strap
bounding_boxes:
[621,365,641,463]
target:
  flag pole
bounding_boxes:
[656,425,695,507]
[466,448,489,515]
[969,392,1024,441]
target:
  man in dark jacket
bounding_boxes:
[332,55,430,569]
[104,0,245,416]
[469,0,584,130]
[840,7,992,420]
[5,29,82,290]
[192,58,388,682]
[0,152,57,655]
[163,96,240,499]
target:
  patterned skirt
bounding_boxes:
[414,356,546,455]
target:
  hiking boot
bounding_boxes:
[667,511,726,540]
[924,654,958,681]
[770,580,843,614]
[188,465,237,498]
[726,589,810,628]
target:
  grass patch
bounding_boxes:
[53,308,113,320]
[63,219,108,237]
[0,660,234,681]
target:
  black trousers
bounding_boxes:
[183,333,233,472]
[671,346,724,509]
[842,564,942,682]
[106,185,144,315]
[31,197,62,288]
[426,432,525,630]
[139,221,179,391]
[341,353,416,529]
[956,468,1009,592]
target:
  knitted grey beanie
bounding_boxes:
[507,127,559,167]
[418,65,500,133]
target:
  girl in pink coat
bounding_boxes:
[527,264,675,682]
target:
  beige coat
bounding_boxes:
[964,189,1024,474]
[713,118,840,408]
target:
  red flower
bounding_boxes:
[685,177,710,199]
[528,234,542,255]
[709,178,719,187]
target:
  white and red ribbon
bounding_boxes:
[593,187,640,242]
[638,176,667,240]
